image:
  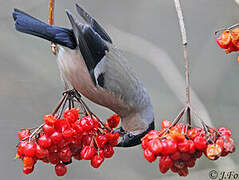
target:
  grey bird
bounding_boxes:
[12,4,154,147]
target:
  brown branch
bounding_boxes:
[48,0,58,55]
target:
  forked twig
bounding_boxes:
[215,23,239,35]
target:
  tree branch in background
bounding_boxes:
[48,0,58,55]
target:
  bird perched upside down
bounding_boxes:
[12,4,154,147]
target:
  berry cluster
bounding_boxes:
[16,108,120,176]
[141,120,235,177]
[216,28,239,61]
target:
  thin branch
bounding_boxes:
[52,93,68,115]
[48,0,58,55]
[48,0,55,25]
[215,23,239,35]
[174,0,190,104]
[169,105,187,128]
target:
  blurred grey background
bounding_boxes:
[0,0,238,179]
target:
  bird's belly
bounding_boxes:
[57,47,130,115]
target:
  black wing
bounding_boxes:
[75,4,112,43]
[66,10,108,85]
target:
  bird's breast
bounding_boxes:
[57,47,131,116]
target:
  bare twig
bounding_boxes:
[170,106,187,128]
[215,23,239,35]
[48,0,58,55]
[173,0,192,126]
[174,0,190,105]
[52,93,68,115]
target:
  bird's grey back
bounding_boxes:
[96,44,153,117]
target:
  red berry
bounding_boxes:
[141,140,148,150]
[23,157,35,169]
[161,120,172,129]
[48,144,58,153]
[23,167,34,174]
[185,158,196,168]
[161,141,169,155]
[73,153,82,160]
[38,135,52,148]
[175,123,184,131]
[42,124,55,136]
[174,160,186,169]
[58,146,72,162]
[105,132,120,146]
[167,139,177,154]
[144,148,156,163]
[181,152,192,161]
[187,128,199,140]
[91,154,104,168]
[178,139,190,153]
[170,151,181,160]
[159,156,173,169]
[44,114,57,125]
[82,135,93,146]
[63,108,79,123]
[79,116,94,131]
[216,137,224,151]
[95,135,107,148]
[106,114,120,128]
[72,121,84,134]
[58,139,70,149]
[43,124,55,136]
[148,139,162,155]
[188,140,196,154]
[48,152,60,165]
[223,138,235,153]
[194,136,207,150]
[159,166,169,174]
[24,142,36,157]
[50,132,63,144]
[62,128,75,140]
[55,163,67,176]
[54,118,70,133]
[178,167,189,176]
[18,129,30,140]
[81,146,96,160]
[17,141,28,156]
[103,145,114,158]
[218,127,231,137]
[36,144,48,159]
[170,165,178,173]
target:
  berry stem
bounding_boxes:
[174,0,192,125]
[73,90,111,132]
[215,23,239,35]
[174,0,190,104]
[57,94,69,119]
[169,106,187,129]
[52,93,68,116]
[28,123,44,142]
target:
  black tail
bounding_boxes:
[12,9,77,49]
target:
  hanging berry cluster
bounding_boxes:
[16,90,120,176]
[141,119,235,177]
[216,28,239,62]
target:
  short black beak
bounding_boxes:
[116,121,155,147]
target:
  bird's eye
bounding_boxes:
[127,133,134,139]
